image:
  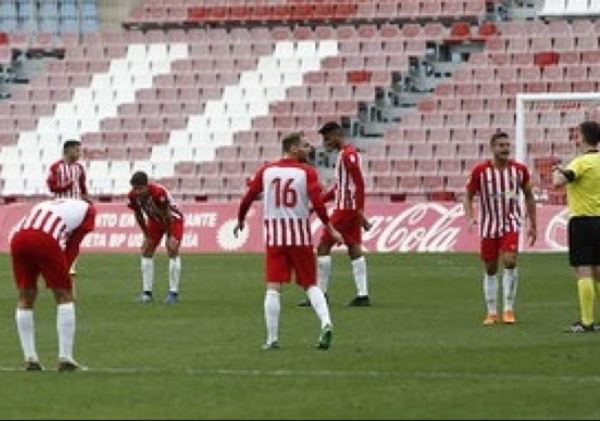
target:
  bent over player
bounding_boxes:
[128,171,184,304]
[235,132,343,350]
[11,198,96,371]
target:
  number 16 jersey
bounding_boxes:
[238,158,330,248]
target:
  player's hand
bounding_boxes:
[141,235,149,252]
[233,221,244,238]
[528,226,537,246]
[327,224,344,245]
[166,236,179,251]
[466,217,477,233]
[362,216,372,232]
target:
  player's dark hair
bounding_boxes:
[318,121,343,136]
[579,121,600,147]
[130,171,149,186]
[63,139,81,151]
[490,131,509,145]
[282,132,302,153]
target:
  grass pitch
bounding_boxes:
[0,252,598,420]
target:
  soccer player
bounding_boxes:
[464,131,537,325]
[301,121,371,307]
[128,171,184,304]
[47,139,90,276]
[11,198,96,371]
[234,132,343,350]
[552,121,600,333]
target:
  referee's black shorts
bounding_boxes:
[568,216,600,267]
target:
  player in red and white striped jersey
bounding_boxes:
[47,139,90,277]
[464,131,537,326]
[47,140,89,201]
[311,121,372,307]
[128,171,185,304]
[10,198,96,371]
[235,132,343,350]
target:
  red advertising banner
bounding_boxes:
[0,202,569,253]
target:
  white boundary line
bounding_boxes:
[1,366,600,384]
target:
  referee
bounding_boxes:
[553,121,600,333]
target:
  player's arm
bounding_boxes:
[344,152,370,230]
[234,167,264,237]
[46,164,73,194]
[522,180,537,246]
[128,199,148,236]
[155,199,174,236]
[552,161,578,187]
[307,168,344,244]
[463,169,479,231]
[65,205,97,267]
[519,166,537,246]
[79,166,91,202]
[154,198,179,250]
[322,186,336,203]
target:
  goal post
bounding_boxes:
[515,92,600,251]
[515,92,600,165]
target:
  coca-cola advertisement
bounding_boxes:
[0,201,569,253]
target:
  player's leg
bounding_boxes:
[294,247,333,350]
[38,238,83,371]
[52,288,81,371]
[16,288,40,370]
[500,251,518,324]
[348,243,370,306]
[11,233,42,370]
[499,232,519,323]
[344,210,370,305]
[41,250,79,370]
[481,238,500,325]
[165,219,183,304]
[69,257,78,276]
[297,239,332,307]
[138,221,162,303]
[316,241,334,293]
[263,247,289,348]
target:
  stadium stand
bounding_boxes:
[0,0,591,204]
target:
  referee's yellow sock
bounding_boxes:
[578,278,595,326]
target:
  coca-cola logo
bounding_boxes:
[311,203,465,252]
[544,208,568,250]
[371,203,464,252]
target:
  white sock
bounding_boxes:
[169,256,181,293]
[264,290,280,344]
[307,286,332,328]
[483,274,499,315]
[141,257,154,293]
[352,256,369,297]
[317,255,332,293]
[502,268,518,312]
[15,308,38,362]
[57,302,75,362]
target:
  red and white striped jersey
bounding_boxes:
[47,160,88,199]
[238,158,330,248]
[17,199,95,249]
[466,160,531,239]
[128,182,183,223]
[327,144,366,211]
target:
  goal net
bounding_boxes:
[516,92,600,205]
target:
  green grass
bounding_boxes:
[0,252,598,420]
